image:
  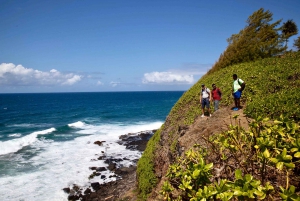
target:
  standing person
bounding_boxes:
[232,74,245,110]
[199,84,212,117]
[211,84,222,111]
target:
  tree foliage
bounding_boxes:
[209,8,293,74]
[294,36,300,51]
[282,20,298,46]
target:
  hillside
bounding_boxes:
[137,52,300,200]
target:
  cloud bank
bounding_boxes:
[143,71,195,84]
[0,63,82,86]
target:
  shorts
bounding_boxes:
[201,98,210,109]
[233,90,242,99]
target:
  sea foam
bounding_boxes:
[0,128,56,155]
[0,121,162,201]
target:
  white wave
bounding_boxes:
[8,123,34,127]
[0,128,56,155]
[8,123,52,128]
[68,121,86,128]
[8,133,22,137]
[0,121,163,201]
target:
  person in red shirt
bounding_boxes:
[211,84,222,111]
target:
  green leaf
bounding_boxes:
[284,162,295,169]
[250,180,261,188]
[280,193,288,200]
[192,169,200,179]
[263,148,270,158]
[269,158,278,164]
[235,169,243,180]
[245,174,253,182]
[294,152,300,158]
[233,189,243,196]
[204,163,213,171]
[284,155,293,161]
[276,162,284,170]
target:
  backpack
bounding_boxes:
[237,79,245,91]
[234,79,245,91]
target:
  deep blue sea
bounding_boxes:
[0,91,184,201]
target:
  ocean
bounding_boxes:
[0,91,184,201]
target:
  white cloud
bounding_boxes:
[0,63,81,86]
[110,81,120,87]
[143,71,194,84]
[97,81,103,85]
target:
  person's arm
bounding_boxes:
[200,93,202,102]
[240,82,245,91]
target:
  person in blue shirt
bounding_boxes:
[232,74,245,110]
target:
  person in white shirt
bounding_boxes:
[232,74,245,110]
[199,84,212,117]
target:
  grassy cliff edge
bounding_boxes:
[137,52,300,200]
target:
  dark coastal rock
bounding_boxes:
[115,165,137,176]
[64,129,156,200]
[96,167,106,172]
[84,188,92,195]
[94,141,106,146]
[91,182,100,191]
[94,172,101,176]
[117,130,155,151]
[68,194,80,201]
[104,158,123,164]
[107,163,116,171]
[63,187,71,194]
[97,156,105,160]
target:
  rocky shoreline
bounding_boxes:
[63,130,156,201]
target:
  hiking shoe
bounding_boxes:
[233,107,239,111]
[201,114,204,117]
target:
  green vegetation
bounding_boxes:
[161,116,300,200]
[137,126,163,200]
[137,52,300,200]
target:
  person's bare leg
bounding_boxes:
[234,98,238,108]
[237,99,241,109]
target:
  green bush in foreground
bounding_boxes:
[160,115,300,200]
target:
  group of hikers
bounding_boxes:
[200,74,245,117]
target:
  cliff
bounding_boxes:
[137,52,300,200]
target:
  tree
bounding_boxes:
[282,20,298,46]
[209,8,289,73]
[294,36,300,51]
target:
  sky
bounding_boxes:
[1,0,299,93]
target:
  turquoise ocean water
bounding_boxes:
[0,91,184,201]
